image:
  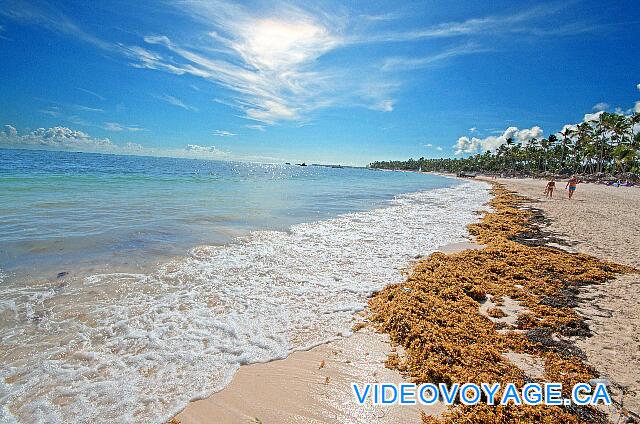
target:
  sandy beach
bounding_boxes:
[173,178,639,423]
[175,327,444,424]
[174,242,480,424]
[496,178,640,417]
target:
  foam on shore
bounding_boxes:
[0,181,490,423]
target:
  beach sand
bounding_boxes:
[175,179,639,423]
[175,327,445,423]
[174,242,474,424]
[496,178,640,417]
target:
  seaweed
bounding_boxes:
[368,184,634,423]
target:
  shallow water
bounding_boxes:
[0,148,490,423]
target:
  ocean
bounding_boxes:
[0,148,490,423]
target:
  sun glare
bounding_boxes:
[239,19,334,70]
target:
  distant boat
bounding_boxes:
[296,162,307,166]
[285,162,291,165]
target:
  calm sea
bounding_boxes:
[0,148,490,423]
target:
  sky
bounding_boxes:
[0,0,639,166]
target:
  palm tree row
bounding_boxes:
[370,111,640,178]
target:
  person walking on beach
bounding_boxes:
[566,176,578,199]
[544,178,556,198]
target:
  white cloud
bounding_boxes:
[123,4,398,123]
[246,124,266,132]
[103,122,145,132]
[454,126,543,155]
[1,124,115,151]
[469,127,477,133]
[213,130,237,137]
[635,101,640,114]
[156,94,198,112]
[371,99,394,112]
[74,104,103,113]
[363,3,594,43]
[583,110,605,122]
[185,144,227,156]
[592,102,609,112]
[1,124,230,160]
[77,88,105,101]
[424,143,444,152]
[133,4,348,124]
[3,125,18,137]
[560,123,577,133]
[40,107,61,117]
[382,43,489,71]
[637,83,640,91]
[1,1,598,127]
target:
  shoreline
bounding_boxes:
[174,177,639,423]
[493,177,640,420]
[2,174,489,424]
[173,241,478,424]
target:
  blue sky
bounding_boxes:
[1,0,639,165]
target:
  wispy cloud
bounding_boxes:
[77,87,105,101]
[2,0,597,127]
[246,124,266,132]
[135,3,348,124]
[65,115,91,127]
[156,94,198,112]
[74,104,104,113]
[212,130,237,137]
[382,43,490,71]
[103,122,145,132]
[361,3,590,43]
[39,106,61,117]
[0,0,115,51]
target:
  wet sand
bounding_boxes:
[175,179,639,422]
[175,327,446,424]
[174,242,471,423]
[496,178,640,417]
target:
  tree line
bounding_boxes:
[370,111,640,178]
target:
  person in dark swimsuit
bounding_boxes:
[544,178,556,198]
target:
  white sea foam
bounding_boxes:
[0,181,490,423]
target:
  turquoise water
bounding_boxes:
[0,148,457,280]
[0,148,490,423]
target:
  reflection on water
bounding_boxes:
[0,149,457,281]
[0,148,490,423]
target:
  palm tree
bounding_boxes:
[612,144,637,173]
[369,110,639,176]
[573,122,592,173]
[592,112,611,173]
[559,126,575,169]
[629,113,640,147]
[540,138,550,172]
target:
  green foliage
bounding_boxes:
[371,112,640,177]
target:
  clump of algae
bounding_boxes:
[368,184,634,423]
